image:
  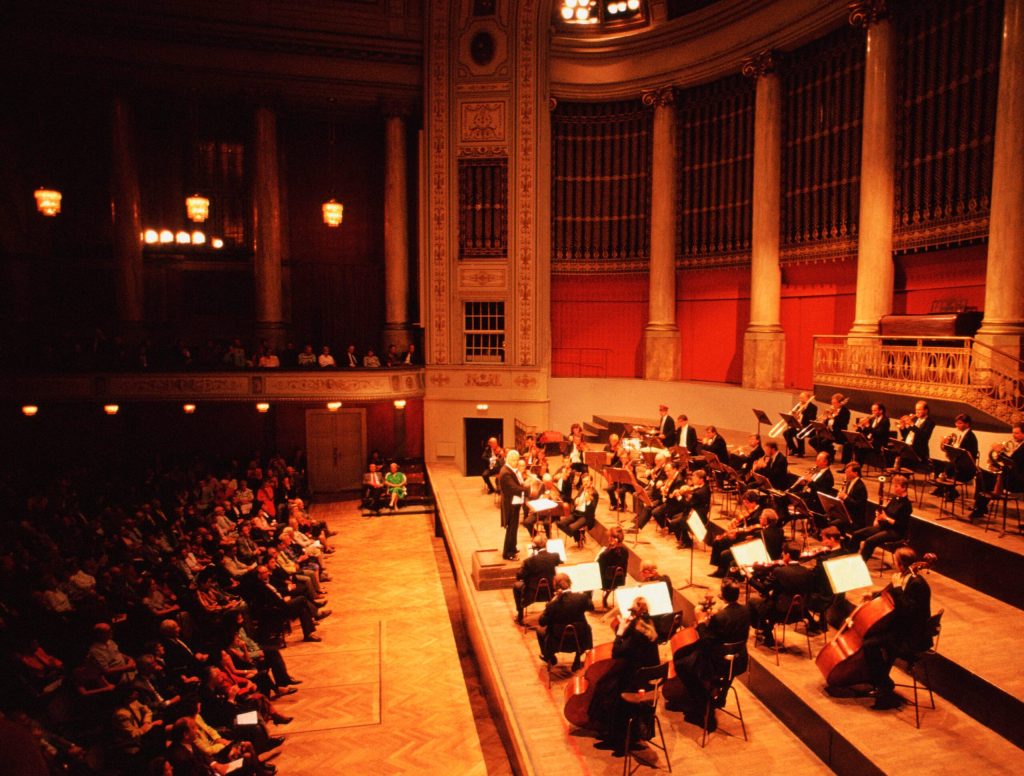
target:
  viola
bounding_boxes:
[562,642,621,729]
[815,553,936,688]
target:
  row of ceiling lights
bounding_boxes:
[34,190,344,228]
[20,400,408,416]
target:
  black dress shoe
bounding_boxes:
[315,609,332,620]
[871,692,903,710]
[265,735,286,750]
[761,631,776,648]
[302,634,322,642]
[281,678,302,685]
[708,568,727,578]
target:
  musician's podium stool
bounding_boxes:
[893,609,944,728]
[702,640,748,748]
[621,662,672,775]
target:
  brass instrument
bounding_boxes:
[821,397,850,422]
[855,415,872,431]
[786,465,817,493]
[987,439,1018,471]
[898,414,915,430]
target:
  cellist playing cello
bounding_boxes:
[860,546,932,710]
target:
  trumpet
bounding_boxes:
[898,414,915,429]
[822,396,850,421]
[855,415,872,431]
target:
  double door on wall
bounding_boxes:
[306,408,366,493]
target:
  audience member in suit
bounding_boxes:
[597,526,629,608]
[971,424,1024,521]
[673,582,750,731]
[159,619,208,684]
[246,566,323,642]
[536,574,595,670]
[784,392,818,458]
[899,400,936,467]
[836,462,869,530]
[676,415,700,455]
[513,535,562,624]
[499,451,530,560]
[851,475,913,560]
[657,405,677,447]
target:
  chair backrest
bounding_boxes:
[633,661,670,705]
[531,576,553,605]
[555,622,583,654]
[721,639,749,683]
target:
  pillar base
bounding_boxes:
[255,322,288,351]
[848,319,882,338]
[742,329,785,389]
[643,326,680,382]
[381,323,413,353]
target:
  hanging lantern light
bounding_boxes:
[322,198,344,227]
[186,194,209,223]
[34,188,62,216]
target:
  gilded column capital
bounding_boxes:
[848,0,890,29]
[741,49,780,80]
[641,85,675,109]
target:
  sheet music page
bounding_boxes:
[561,561,602,592]
[225,760,245,774]
[512,494,524,505]
[823,554,874,593]
[527,497,560,512]
[616,582,674,617]
[686,510,707,543]
[546,539,566,562]
[730,538,770,568]
[235,710,259,726]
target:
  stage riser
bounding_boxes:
[747,659,886,776]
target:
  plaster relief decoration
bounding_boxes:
[428,6,450,364]
[109,375,251,398]
[459,266,507,288]
[429,371,451,387]
[461,101,506,142]
[515,0,537,366]
[457,18,510,79]
[465,372,503,387]
[513,374,537,389]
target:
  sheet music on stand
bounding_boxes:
[781,412,802,431]
[730,537,771,571]
[886,438,921,466]
[561,561,602,592]
[822,553,874,593]
[616,582,674,617]
[545,539,566,562]
[527,497,561,515]
[584,451,612,472]
[686,510,707,544]
[817,492,853,527]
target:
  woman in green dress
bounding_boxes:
[385,462,407,510]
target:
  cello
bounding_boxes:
[815,553,936,688]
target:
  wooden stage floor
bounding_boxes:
[429,461,1024,775]
[269,501,488,775]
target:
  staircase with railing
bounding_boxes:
[813,335,1024,426]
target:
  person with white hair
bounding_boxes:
[499,449,530,560]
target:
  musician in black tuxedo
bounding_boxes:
[638,460,681,531]
[863,403,892,452]
[513,535,561,624]
[536,573,595,669]
[851,475,913,560]
[806,527,848,631]
[673,581,750,731]
[709,491,763,576]
[676,415,700,455]
[861,547,932,709]
[597,526,630,608]
[935,413,980,499]
[836,462,869,530]
[701,426,729,462]
[811,393,851,464]
[667,469,711,547]
[657,404,677,447]
[752,439,790,491]
[971,424,1024,520]
[899,400,936,466]
[799,451,836,520]
[481,437,504,495]
[729,434,764,475]
[556,473,599,543]
[784,392,818,458]
[748,555,816,647]
[499,450,530,560]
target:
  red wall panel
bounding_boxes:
[677,267,750,384]
[893,245,986,314]
[551,274,648,377]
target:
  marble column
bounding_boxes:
[110,96,144,331]
[642,86,680,381]
[977,0,1024,360]
[848,1,897,338]
[741,50,785,389]
[253,106,286,349]
[382,109,411,352]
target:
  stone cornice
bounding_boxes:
[2,369,426,403]
[549,0,849,99]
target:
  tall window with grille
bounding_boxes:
[195,139,249,249]
[464,301,505,363]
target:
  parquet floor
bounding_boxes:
[269,502,488,775]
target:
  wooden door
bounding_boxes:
[306,409,366,493]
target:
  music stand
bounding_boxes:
[616,582,674,618]
[781,412,801,432]
[841,430,873,453]
[802,421,833,444]
[886,439,921,469]
[753,408,773,438]
[624,470,653,546]
[781,493,815,547]
[701,450,721,467]
[584,450,611,474]
[682,510,710,591]
[817,492,853,529]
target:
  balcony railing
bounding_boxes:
[813,335,1023,425]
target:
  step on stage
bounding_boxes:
[428,462,1024,775]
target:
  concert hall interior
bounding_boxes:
[2,1,1024,775]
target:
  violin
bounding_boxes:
[815,553,936,688]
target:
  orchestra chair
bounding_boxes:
[545,623,583,688]
[621,662,672,775]
[701,640,749,748]
[521,577,553,628]
[981,490,1023,537]
[893,609,944,728]
[875,539,910,577]
[753,594,815,665]
[931,473,969,520]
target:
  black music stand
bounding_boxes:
[937,445,976,521]
[682,510,711,591]
[781,493,815,548]
[817,492,853,530]
[753,408,773,438]
[584,450,611,474]
[607,467,649,544]
[781,412,801,432]
[886,439,921,469]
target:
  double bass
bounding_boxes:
[562,642,620,729]
[662,595,715,706]
[815,553,936,688]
